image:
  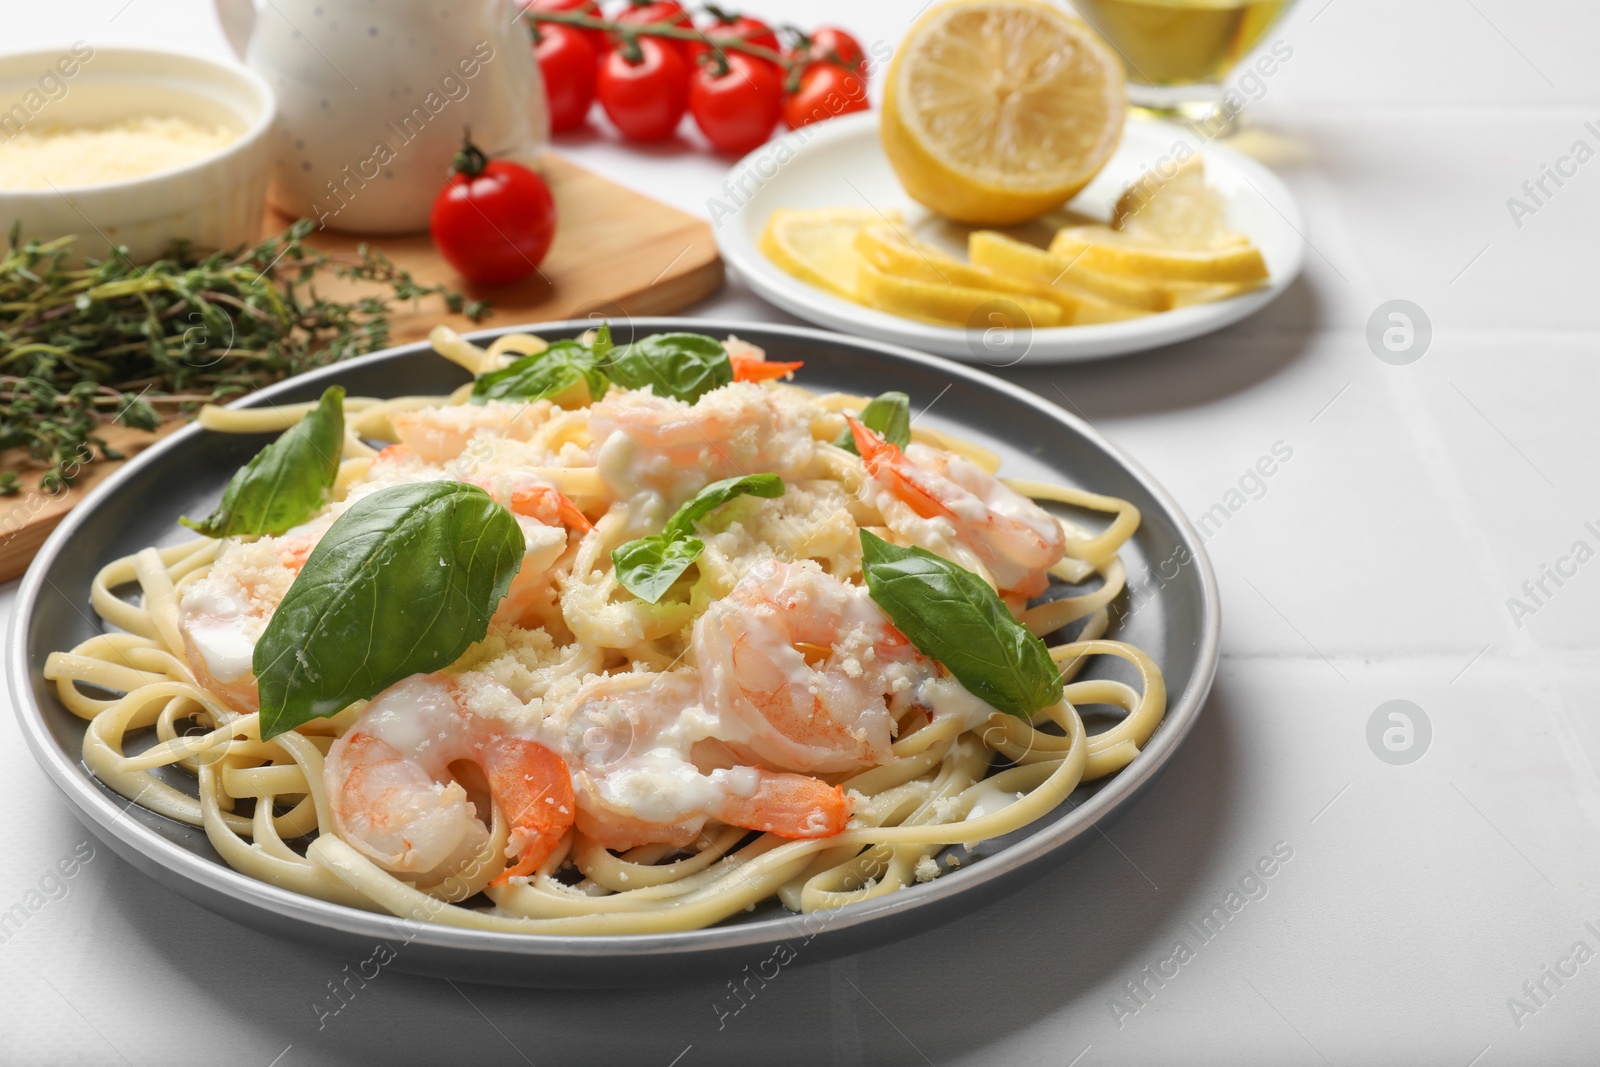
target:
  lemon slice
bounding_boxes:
[881,0,1127,225]
[759,207,896,300]
[1113,155,1247,250]
[858,224,1145,325]
[972,230,1172,310]
[856,260,1064,328]
[1048,224,1269,284]
[968,230,1169,316]
[855,224,1053,298]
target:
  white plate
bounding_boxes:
[714,111,1305,365]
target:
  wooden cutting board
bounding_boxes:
[0,153,723,583]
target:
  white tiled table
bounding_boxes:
[5,2,1598,1064]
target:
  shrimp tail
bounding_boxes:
[731,356,804,382]
[483,738,577,887]
[715,770,852,839]
[510,485,594,533]
[847,417,953,522]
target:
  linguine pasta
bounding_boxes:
[43,327,1165,934]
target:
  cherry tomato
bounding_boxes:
[685,8,779,66]
[614,1,693,60]
[430,136,557,286]
[690,52,782,154]
[796,26,870,75]
[533,22,597,132]
[522,0,607,56]
[783,62,870,130]
[597,36,690,142]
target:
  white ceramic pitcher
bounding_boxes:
[215,0,547,234]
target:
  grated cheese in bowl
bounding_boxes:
[0,115,239,190]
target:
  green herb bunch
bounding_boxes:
[0,219,488,496]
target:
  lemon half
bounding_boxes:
[881,0,1127,225]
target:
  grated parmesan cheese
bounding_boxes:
[0,115,238,190]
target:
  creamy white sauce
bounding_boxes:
[362,677,462,764]
[180,589,256,682]
[917,674,1001,731]
[965,781,1027,821]
[590,752,725,823]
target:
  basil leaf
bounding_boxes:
[603,332,732,403]
[590,321,613,364]
[611,534,706,605]
[181,385,345,538]
[664,472,785,538]
[613,474,786,603]
[470,339,608,407]
[836,391,912,455]
[253,481,524,739]
[859,531,1062,718]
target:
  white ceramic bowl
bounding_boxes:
[0,46,274,263]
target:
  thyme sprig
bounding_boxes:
[0,219,489,495]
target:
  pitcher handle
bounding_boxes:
[213,0,257,61]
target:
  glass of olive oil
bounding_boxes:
[1071,0,1292,134]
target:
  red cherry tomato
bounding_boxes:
[783,62,870,130]
[801,27,868,76]
[689,52,782,154]
[614,1,693,60]
[430,137,557,286]
[685,9,779,66]
[597,37,690,142]
[533,22,597,132]
[522,0,607,55]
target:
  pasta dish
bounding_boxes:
[44,326,1164,934]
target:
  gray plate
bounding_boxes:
[8,319,1219,988]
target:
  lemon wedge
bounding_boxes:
[1113,155,1246,250]
[881,0,1126,225]
[759,208,896,300]
[856,259,1064,328]
[1041,154,1270,284]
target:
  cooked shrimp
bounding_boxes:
[461,473,590,628]
[541,672,851,851]
[177,529,323,712]
[588,382,815,505]
[390,400,551,464]
[850,418,1065,598]
[693,559,933,774]
[180,459,577,701]
[324,674,575,885]
[176,445,450,710]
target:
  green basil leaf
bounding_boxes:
[859,531,1062,718]
[603,332,732,403]
[180,385,345,538]
[611,534,706,605]
[253,481,525,739]
[613,474,786,603]
[470,339,608,407]
[663,473,785,538]
[590,321,613,364]
[836,391,912,455]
